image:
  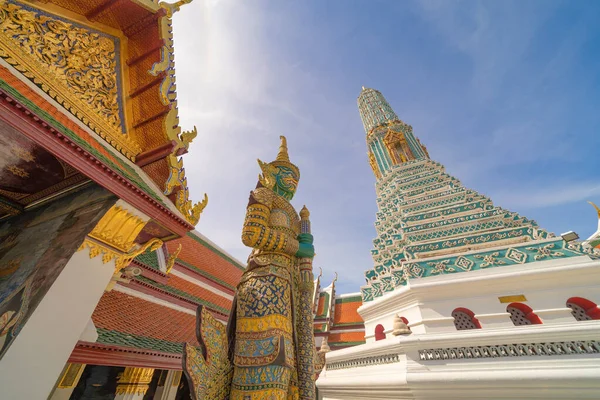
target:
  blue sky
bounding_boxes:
[173,0,600,294]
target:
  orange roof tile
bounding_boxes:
[167,274,233,311]
[92,290,199,346]
[334,301,363,325]
[316,295,326,317]
[166,233,244,288]
[328,331,365,343]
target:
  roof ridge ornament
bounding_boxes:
[160,0,193,17]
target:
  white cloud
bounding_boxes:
[492,182,600,209]
[168,1,598,295]
[171,1,376,293]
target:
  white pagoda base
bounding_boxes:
[316,255,600,400]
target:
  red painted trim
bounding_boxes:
[174,263,236,296]
[567,297,600,320]
[133,108,170,129]
[135,140,176,167]
[0,90,193,237]
[127,44,164,67]
[507,302,543,325]
[123,8,165,37]
[133,260,169,284]
[69,341,182,370]
[452,307,482,329]
[129,75,164,99]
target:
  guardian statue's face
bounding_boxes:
[273,166,299,200]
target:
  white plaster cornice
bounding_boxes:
[171,268,234,301]
[358,256,600,323]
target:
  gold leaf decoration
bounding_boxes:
[0,0,140,159]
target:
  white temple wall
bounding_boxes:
[318,321,600,399]
[0,250,115,400]
[359,256,600,339]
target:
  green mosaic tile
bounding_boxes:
[135,248,160,270]
[96,328,183,354]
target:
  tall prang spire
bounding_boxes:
[358,87,429,179]
[356,88,588,307]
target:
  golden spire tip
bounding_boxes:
[276,135,290,162]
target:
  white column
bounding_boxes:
[0,250,115,399]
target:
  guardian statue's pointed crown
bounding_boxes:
[257,136,300,200]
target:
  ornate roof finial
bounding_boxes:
[161,0,193,17]
[589,201,600,219]
[276,135,290,163]
[362,86,365,90]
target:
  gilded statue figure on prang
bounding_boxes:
[183,136,317,400]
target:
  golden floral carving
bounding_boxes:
[6,165,28,178]
[79,204,165,272]
[0,0,140,160]
[88,205,147,253]
[116,367,155,395]
[79,237,163,273]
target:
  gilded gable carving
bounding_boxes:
[0,0,140,159]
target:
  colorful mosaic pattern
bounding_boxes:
[183,139,318,399]
[358,89,597,303]
[183,306,232,400]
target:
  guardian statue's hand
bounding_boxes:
[296,242,315,258]
[297,233,314,244]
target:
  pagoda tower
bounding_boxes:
[357,87,589,303]
[316,88,600,399]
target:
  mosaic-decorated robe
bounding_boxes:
[229,186,302,400]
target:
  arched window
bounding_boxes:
[567,297,600,321]
[452,308,481,330]
[374,324,386,341]
[507,303,542,326]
